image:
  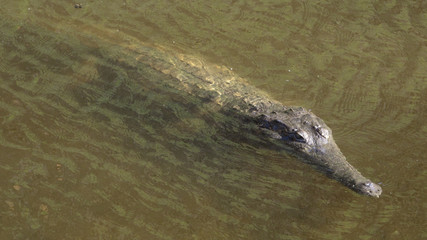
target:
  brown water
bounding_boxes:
[0,1,426,239]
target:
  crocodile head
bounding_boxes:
[353,181,382,198]
[256,107,382,197]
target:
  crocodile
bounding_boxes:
[117,43,382,198]
[62,19,381,197]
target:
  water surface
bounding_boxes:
[0,1,426,239]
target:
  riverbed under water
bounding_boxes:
[0,1,425,239]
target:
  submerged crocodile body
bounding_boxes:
[123,43,382,198]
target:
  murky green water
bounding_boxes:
[0,1,426,239]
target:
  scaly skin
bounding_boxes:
[124,43,382,197]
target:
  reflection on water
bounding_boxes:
[0,1,426,239]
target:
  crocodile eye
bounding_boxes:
[282,131,306,143]
[313,125,328,138]
[286,131,306,143]
[293,133,306,143]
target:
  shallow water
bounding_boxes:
[0,1,426,239]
